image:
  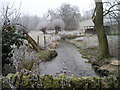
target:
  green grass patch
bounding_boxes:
[74,41,99,61]
[38,49,57,62]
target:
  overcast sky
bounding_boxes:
[0,0,95,17]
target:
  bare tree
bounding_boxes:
[103,0,119,34]
[18,15,41,32]
[92,0,110,59]
[36,21,50,34]
[0,1,21,25]
[59,4,81,30]
[52,19,65,34]
[103,0,119,19]
[81,10,94,21]
[48,10,61,21]
[47,4,81,31]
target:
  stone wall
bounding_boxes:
[2,72,120,89]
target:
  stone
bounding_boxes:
[110,60,120,66]
[75,37,84,41]
[49,42,58,49]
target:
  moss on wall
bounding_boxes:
[2,72,119,89]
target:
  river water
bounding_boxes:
[39,40,98,77]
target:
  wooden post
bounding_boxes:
[50,36,51,41]
[44,34,46,49]
[28,42,29,47]
[26,33,42,52]
[37,36,39,44]
[52,34,53,42]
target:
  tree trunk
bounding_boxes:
[25,33,42,52]
[93,1,110,58]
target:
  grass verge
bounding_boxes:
[38,49,57,62]
[67,39,119,77]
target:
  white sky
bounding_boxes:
[0,0,95,17]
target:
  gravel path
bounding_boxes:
[39,40,98,77]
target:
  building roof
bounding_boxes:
[79,18,117,30]
[79,19,94,30]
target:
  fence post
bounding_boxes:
[44,34,46,49]
[37,36,39,44]
[28,42,30,48]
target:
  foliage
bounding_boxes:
[2,24,24,68]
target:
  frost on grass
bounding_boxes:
[83,35,99,49]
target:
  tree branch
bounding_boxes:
[103,3,119,16]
